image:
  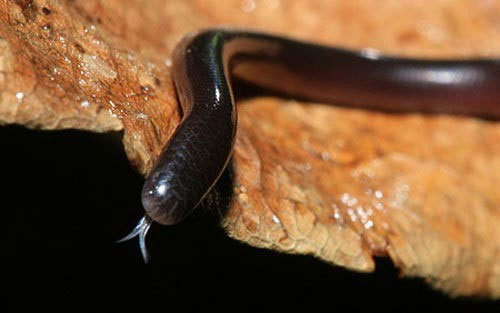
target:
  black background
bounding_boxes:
[6,124,500,312]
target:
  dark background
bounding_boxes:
[5,124,500,312]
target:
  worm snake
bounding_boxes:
[118,29,500,262]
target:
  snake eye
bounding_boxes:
[141,179,168,223]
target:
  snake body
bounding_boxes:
[120,29,500,261]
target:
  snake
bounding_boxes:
[118,29,500,262]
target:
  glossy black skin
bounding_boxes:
[142,29,500,225]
